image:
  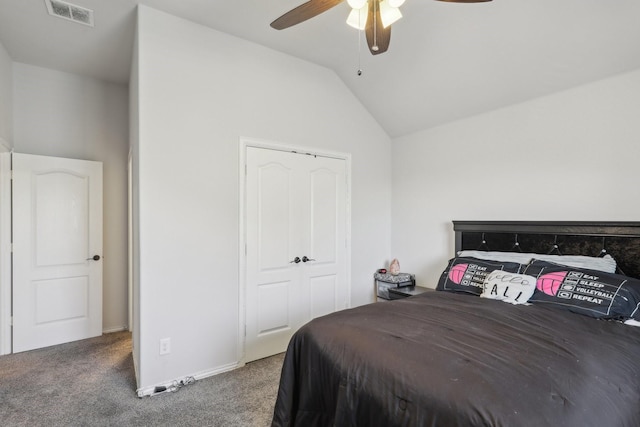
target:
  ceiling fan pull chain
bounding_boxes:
[373,0,379,51]
[357,9,363,76]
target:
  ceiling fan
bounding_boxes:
[271,0,492,55]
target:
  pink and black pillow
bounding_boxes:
[436,257,522,296]
[524,260,640,320]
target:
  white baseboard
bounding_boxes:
[136,361,242,397]
[103,326,128,334]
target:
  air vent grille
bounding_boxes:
[45,0,94,27]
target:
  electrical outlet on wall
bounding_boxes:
[159,338,171,355]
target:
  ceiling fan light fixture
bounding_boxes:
[379,0,402,28]
[347,0,368,9]
[346,5,368,30]
[388,0,406,7]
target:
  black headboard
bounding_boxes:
[453,221,640,280]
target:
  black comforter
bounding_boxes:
[272,291,640,427]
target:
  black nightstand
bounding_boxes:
[388,286,433,300]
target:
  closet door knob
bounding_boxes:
[302,256,315,263]
[87,255,101,261]
[290,257,301,264]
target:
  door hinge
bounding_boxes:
[9,317,13,326]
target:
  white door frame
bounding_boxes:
[238,137,352,365]
[127,149,133,332]
[0,143,11,355]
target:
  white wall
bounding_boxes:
[0,40,12,149]
[13,63,129,333]
[392,69,640,287]
[135,6,391,389]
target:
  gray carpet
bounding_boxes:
[0,331,284,426]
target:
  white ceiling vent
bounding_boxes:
[45,0,94,27]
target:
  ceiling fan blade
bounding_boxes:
[365,1,391,55]
[271,0,344,30]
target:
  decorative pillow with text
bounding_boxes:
[436,257,522,296]
[481,271,536,305]
[524,260,640,320]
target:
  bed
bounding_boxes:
[271,221,640,427]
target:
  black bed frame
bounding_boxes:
[453,221,640,280]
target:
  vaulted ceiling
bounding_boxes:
[1,0,639,137]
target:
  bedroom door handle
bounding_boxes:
[290,257,301,264]
[86,255,101,261]
[302,256,315,263]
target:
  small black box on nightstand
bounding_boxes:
[374,272,415,300]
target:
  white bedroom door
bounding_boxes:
[245,146,348,362]
[12,153,103,353]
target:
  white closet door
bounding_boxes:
[245,147,347,362]
[13,153,103,353]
